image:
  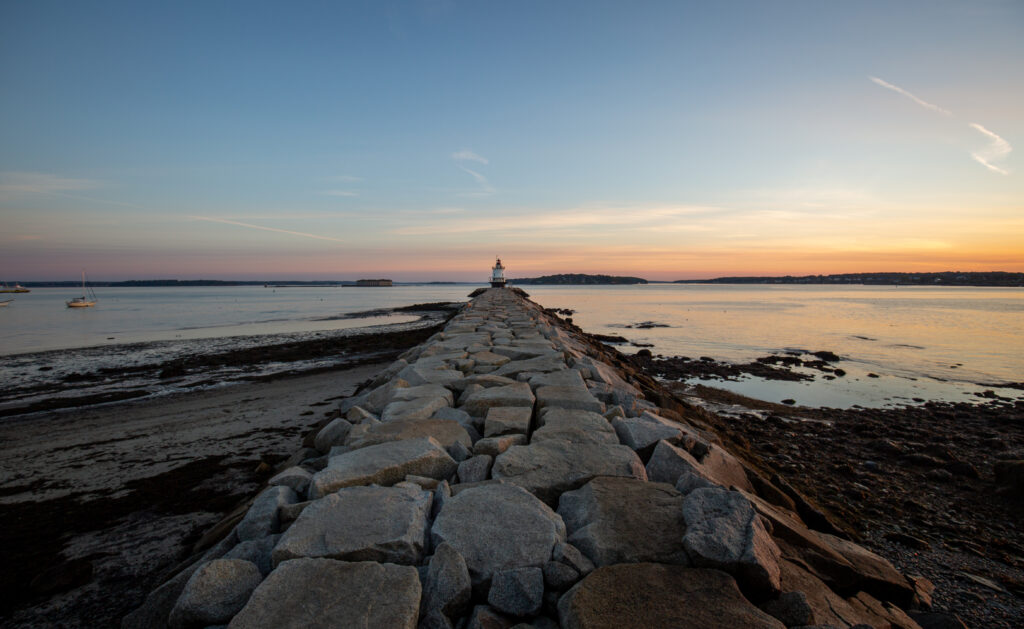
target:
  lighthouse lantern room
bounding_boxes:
[490,257,506,288]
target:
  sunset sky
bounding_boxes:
[1,1,1021,281]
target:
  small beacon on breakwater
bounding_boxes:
[490,257,506,288]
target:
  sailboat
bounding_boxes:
[0,299,12,307]
[67,271,98,308]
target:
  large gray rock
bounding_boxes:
[272,484,431,567]
[223,535,281,576]
[557,477,689,567]
[492,345,556,361]
[398,363,465,387]
[544,561,581,591]
[458,384,485,406]
[534,385,605,414]
[492,440,647,506]
[557,564,786,629]
[492,353,568,378]
[458,454,493,483]
[421,542,472,618]
[227,559,420,629]
[236,486,298,541]
[484,406,533,437]
[344,378,410,414]
[573,356,642,397]
[430,483,566,586]
[681,487,782,598]
[645,439,709,486]
[308,437,457,498]
[313,417,353,453]
[473,434,528,458]
[470,350,512,367]
[366,358,408,388]
[553,541,595,577]
[675,469,717,495]
[382,395,451,421]
[448,440,472,462]
[488,567,544,617]
[345,418,472,451]
[528,370,587,389]
[389,383,456,405]
[433,406,478,431]
[612,415,684,458]
[461,382,535,417]
[168,559,262,629]
[267,466,313,495]
[736,489,861,594]
[446,374,518,392]
[346,405,375,423]
[532,408,617,445]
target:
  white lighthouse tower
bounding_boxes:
[490,257,506,288]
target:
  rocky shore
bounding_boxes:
[122,288,960,628]
[662,382,1024,629]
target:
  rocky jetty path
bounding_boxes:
[125,289,933,629]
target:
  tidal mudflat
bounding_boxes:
[0,365,387,628]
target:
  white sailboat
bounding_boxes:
[0,299,12,308]
[67,271,98,308]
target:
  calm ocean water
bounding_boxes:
[1,284,1021,409]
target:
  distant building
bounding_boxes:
[356,279,393,287]
[490,257,506,288]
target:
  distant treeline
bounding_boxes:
[15,271,1022,288]
[677,272,1024,287]
[509,274,648,285]
[18,280,356,287]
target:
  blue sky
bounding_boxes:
[1,1,1021,280]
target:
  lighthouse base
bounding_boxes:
[490,280,506,288]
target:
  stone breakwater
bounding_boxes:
[125,289,933,629]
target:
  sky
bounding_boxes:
[1,0,1022,281]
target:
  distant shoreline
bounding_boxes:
[10,270,1024,288]
[676,271,1024,287]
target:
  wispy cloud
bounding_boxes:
[321,189,359,197]
[330,174,363,183]
[392,205,716,236]
[191,216,347,243]
[0,171,103,195]
[457,166,495,196]
[968,123,1011,175]
[868,76,952,115]
[451,150,494,195]
[452,150,489,164]
[869,77,1013,175]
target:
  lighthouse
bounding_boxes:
[490,257,506,288]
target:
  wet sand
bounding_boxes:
[0,364,387,628]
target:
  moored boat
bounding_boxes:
[67,271,98,308]
[0,282,30,293]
